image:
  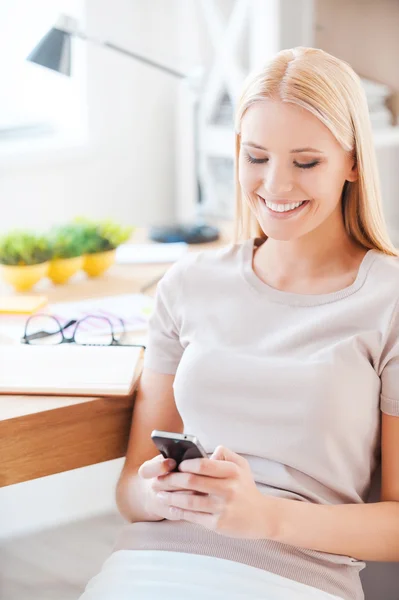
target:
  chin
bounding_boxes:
[265,232,298,242]
[258,222,303,242]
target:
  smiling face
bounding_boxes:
[238,99,358,241]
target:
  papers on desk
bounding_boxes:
[0,295,48,314]
[115,242,188,264]
[51,293,154,334]
[0,293,154,344]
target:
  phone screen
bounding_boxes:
[152,434,207,470]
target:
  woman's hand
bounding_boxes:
[138,454,198,521]
[155,446,280,538]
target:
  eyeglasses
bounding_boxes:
[21,313,146,349]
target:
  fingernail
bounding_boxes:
[166,459,176,469]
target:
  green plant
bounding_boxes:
[48,223,87,259]
[0,230,52,266]
[74,217,134,254]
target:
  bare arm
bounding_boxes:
[116,366,183,523]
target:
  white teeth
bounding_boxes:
[264,200,305,212]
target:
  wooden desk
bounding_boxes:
[0,226,231,487]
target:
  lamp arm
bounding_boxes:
[56,14,187,80]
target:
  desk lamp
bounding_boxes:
[27,15,220,244]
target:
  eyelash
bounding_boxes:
[245,155,320,169]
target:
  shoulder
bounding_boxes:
[189,240,249,268]
[370,250,399,290]
[368,250,399,314]
[160,239,250,289]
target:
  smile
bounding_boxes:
[258,196,310,218]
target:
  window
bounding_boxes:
[0,0,87,152]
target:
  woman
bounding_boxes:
[80,47,399,600]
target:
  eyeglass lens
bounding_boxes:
[25,314,127,346]
[74,316,116,345]
[25,315,64,345]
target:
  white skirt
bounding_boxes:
[79,550,345,600]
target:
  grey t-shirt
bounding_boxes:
[117,237,399,600]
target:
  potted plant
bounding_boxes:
[0,230,52,291]
[76,217,134,277]
[47,223,87,284]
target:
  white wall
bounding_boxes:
[376,146,399,245]
[0,0,182,233]
[0,460,124,540]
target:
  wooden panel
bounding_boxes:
[0,392,135,487]
[0,395,95,421]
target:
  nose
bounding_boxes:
[263,162,293,196]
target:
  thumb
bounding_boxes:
[211,445,247,466]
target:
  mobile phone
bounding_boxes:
[151,430,208,470]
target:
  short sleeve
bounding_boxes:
[379,299,399,416]
[143,260,186,374]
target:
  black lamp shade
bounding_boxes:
[27,27,72,76]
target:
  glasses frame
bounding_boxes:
[21,313,146,349]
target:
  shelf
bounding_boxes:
[199,126,235,158]
[373,126,399,148]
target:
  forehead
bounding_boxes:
[241,99,338,151]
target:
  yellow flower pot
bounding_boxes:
[1,262,49,292]
[83,249,116,277]
[48,256,83,285]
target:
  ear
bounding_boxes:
[346,154,358,183]
[347,164,358,182]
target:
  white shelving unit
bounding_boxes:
[372,126,399,149]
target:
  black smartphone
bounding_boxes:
[151,430,208,470]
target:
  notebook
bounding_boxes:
[0,295,48,314]
[0,344,145,397]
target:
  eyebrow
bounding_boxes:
[242,141,324,154]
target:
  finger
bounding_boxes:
[154,503,183,521]
[153,475,207,495]
[160,507,218,529]
[139,456,176,479]
[183,511,219,529]
[157,491,221,514]
[158,472,228,496]
[152,477,197,493]
[178,457,239,478]
[211,445,248,468]
[153,491,198,521]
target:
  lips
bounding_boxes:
[257,194,310,218]
[257,195,309,206]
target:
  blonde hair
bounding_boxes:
[233,47,398,256]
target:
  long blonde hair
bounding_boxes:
[233,47,398,256]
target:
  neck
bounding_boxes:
[255,213,365,283]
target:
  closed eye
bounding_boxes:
[245,155,320,169]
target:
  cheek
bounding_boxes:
[306,165,344,205]
[238,157,258,192]
[298,165,332,201]
[299,171,323,198]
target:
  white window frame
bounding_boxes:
[0,0,88,166]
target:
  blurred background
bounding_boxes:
[1,0,399,239]
[1,1,399,599]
